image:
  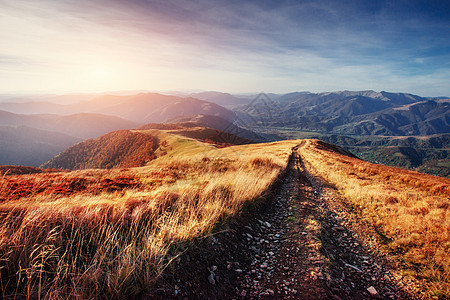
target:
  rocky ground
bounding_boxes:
[153,147,423,299]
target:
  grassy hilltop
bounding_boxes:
[0,130,297,298]
[0,131,448,298]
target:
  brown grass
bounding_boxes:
[0,138,298,299]
[298,139,450,298]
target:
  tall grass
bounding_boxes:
[0,140,298,299]
[299,139,450,298]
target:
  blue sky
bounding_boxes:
[1,0,450,96]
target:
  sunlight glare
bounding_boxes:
[88,65,115,82]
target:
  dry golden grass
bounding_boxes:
[298,139,450,298]
[0,136,298,299]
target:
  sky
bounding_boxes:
[1,0,450,96]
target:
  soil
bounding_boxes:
[151,145,424,299]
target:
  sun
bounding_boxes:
[76,63,123,91]
[88,66,115,81]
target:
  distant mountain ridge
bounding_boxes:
[166,114,278,142]
[187,91,250,107]
[0,125,81,167]
[0,110,139,167]
[0,110,138,139]
[0,93,236,124]
[234,90,449,136]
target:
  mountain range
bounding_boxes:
[0,90,448,176]
[0,93,235,124]
[186,91,250,107]
[235,90,449,136]
[0,93,236,167]
[0,110,138,139]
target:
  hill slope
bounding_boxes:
[0,138,297,299]
[41,123,255,170]
[297,139,449,297]
[286,133,450,177]
[0,110,139,139]
[0,126,81,167]
[41,130,158,170]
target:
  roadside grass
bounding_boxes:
[0,138,298,299]
[299,139,450,298]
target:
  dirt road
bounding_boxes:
[156,145,421,299]
[229,146,419,299]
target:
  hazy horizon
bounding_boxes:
[1,88,449,103]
